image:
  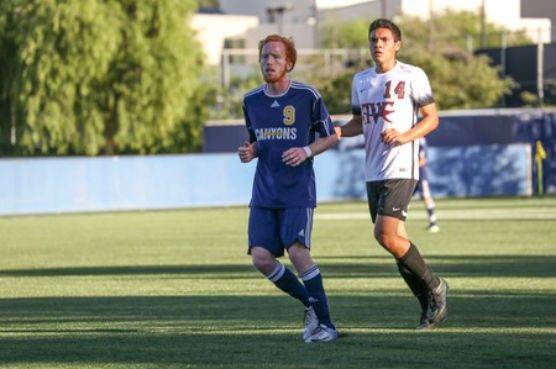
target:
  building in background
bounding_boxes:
[520,0,556,42]
[191,8,259,65]
[191,0,553,66]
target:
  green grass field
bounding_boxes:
[1,197,555,369]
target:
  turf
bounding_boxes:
[0,197,555,369]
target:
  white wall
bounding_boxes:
[191,14,259,65]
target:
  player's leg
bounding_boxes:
[287,242,336,341]
[376,215,447,327]
[288,243,334,327]
[395,220,432,328]
[420,179,439,232]
[419,166,439,232]
[282,208,337,342]
[371,180,448,328]
[248,207,311,308]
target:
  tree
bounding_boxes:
[315,11,516,113]
[415,10,532,50]
[197,0,220,9]
[320,18,369,49]
[0,0,204,155]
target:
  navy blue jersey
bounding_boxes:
[242,81,335,208]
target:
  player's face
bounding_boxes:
[260,41,292,83]
[369,27,400,68]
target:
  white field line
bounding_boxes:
[315,207,556,220]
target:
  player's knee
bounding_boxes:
[287,242,312,261]
[251,248,275,273]
[287,242,308,258]
[374,231,396,249]
[251,255,272,271]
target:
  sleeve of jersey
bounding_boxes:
[242,103,257,143]
[412,68,435,108]
[312,96,334,137]
[351,75,362,115]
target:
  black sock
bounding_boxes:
[397,262,428,312]
[397,243,439,292]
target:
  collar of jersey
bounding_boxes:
[264,81,291,98]
[374,60,400,75]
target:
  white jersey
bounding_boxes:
[351,61,434,181]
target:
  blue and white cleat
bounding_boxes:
[303,306,319,341]
[305,324,338,343]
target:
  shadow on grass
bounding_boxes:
[1,255,554,278]
[0,294,554,369]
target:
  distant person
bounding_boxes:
[238,34,339,342]
[416,137,440,232]
[337,18,448,329]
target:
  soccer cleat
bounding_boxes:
[416,293,435,330]
[428,277,449,326]
[303,306,319,341]
[416,308,432,330]
[427,224,440,233]
[305,324,338,343]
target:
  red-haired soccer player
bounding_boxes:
[238,35,339,342]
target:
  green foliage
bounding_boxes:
[521,82,556,107]
[401,48,514,110]
[205,66,263,121]
[0,0,204,155]
[197,0,220,8]
[315,10,521,113]
[315,69,355,115]
[398,11,532,51]
[321,18,369,49]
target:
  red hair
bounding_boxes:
[258,35,297,72]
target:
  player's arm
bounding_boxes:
[238,104,258,163]
[238,141,257,163]
[308,133,339,157]
[340,74,364,138]
[282,133,338,167]
[382,102,439,145]
[338,115,363,138]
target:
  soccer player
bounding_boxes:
[416,137,440,232]
[337,18,448,329]
[237,34,339,342]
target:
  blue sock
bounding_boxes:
[301,264,335,329]
[268,262,311,307]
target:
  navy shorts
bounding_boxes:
[248,207,314,257]
[366,179,417,223]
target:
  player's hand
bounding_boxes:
[282,147,308,167]
[238,141,256,163]
[381,128,409,145]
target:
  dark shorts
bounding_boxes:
[248,207,314,257]
[366,179,418,223]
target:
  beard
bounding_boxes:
[262,67,288,83]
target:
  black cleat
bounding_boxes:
[417,311,432,330]
[416,293,432,330]
[428,277,449,326]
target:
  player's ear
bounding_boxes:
[286,61,293,72]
